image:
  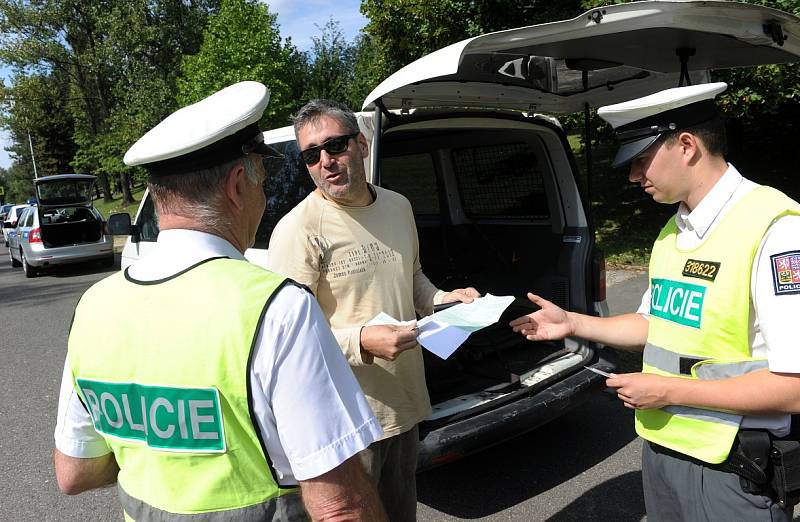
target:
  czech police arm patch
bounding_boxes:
[771,250,800,296]
[682,259,721,282]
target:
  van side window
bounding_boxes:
[137,194,160,242]
[258,140,315,249]
[380,153,440,215]
[452,143,550,220]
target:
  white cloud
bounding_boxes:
[0,67,11,170]
[0,128,11,171]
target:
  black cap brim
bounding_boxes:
[611,134,660,168]
[252,141,283,159]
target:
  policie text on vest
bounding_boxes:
[650,278,706,329]
[76,378,226,452]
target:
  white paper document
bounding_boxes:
[367,294,515,360]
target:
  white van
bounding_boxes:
[114,1,800,470]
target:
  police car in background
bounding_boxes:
[113,1,800,470]
[2,203,30,247]
[8,175,114,277]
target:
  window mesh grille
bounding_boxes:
[452,143,549,219]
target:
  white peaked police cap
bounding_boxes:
[597,82,728,168]
[124,81,283,176]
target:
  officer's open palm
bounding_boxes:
[509,293,575,341]
[360,323,419,361]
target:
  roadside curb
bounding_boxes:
[607,268,647,287]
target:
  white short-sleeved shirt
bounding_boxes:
[54,229,383,484]
[636,165,800,433]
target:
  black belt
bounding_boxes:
[648,432,770,486]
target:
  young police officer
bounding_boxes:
[53,82,387,521]
[511,82,800,520]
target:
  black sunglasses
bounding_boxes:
[300,133,359,165]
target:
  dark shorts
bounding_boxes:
[357,425,419,522]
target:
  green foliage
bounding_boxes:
[1,71,77,178]
[361,0,583,78]
[350,33,386,110]
[93,0,218,196]
[304,19,358,109]
[302,20,387,112]
[0,0,216,202]
[177,0,305,129]
[2,162,35,202]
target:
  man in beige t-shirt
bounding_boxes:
[268,99,479,521]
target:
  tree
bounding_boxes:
[3,161,35,202]
[0,166,8,204]
[177,0,306,129]
[304,19,357,108]
[349,32,385,111]
[361,0,583,80]
[1,71,77,180]
[0,0,217,204]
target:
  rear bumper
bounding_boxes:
[417,351,617,471]
[25,239,113,267]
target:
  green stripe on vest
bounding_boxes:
[638,186,800,464]
[69,258,295,517]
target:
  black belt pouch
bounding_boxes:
[770,439,800,507]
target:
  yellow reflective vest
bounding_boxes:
[69,257,297,520]
[637,186,800,464]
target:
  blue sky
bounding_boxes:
[0,0,367,170]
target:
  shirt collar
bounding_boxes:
[675,164,743,239]
[128,229,244,281]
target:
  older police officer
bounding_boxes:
[53,82,387,521]
[511,82,800,521]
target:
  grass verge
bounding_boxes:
[92,185,147,219]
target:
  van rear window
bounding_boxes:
[36,179,93,206]
[452,143,549,220]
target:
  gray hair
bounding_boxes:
[293,99,358,140]
[148,155,261,228]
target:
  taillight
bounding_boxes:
[29,227,42,243]
[593,249,606,303]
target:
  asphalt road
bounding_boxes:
[0,244,651,521]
